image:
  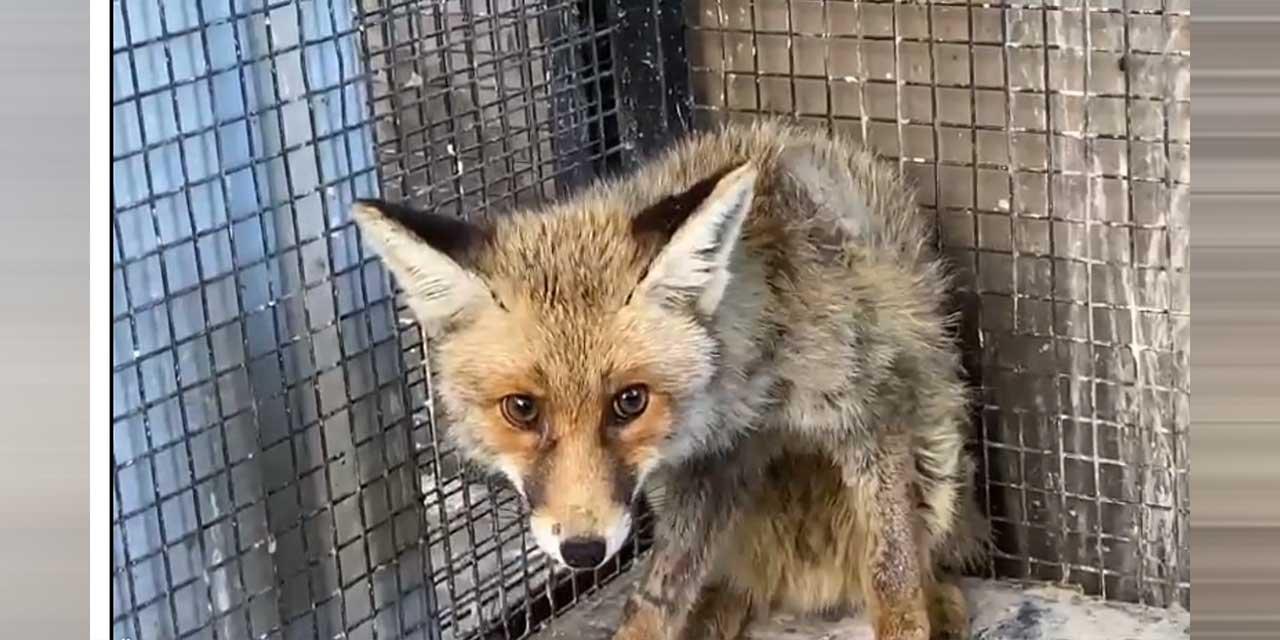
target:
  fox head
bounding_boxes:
[351,162,757,569]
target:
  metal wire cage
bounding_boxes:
[110,0,1190,638]
[681,0,1190,609]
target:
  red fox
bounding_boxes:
[353,120,987,640]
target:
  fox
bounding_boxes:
[351,120,988,640]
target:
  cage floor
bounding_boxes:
[528,566,1189,640]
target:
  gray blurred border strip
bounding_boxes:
[1192,0,1280,637]
[0,0,91,637]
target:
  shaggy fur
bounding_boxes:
[352,120,988,640]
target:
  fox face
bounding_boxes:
[353,163,757,569]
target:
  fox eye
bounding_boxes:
[611,385,649,422]
[500,394,539,429]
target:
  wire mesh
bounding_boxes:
[111,1,1190,639]
[354,0,642,637]
[109,0,446,636]
[682,0,1190,608]
[110,0,640,638]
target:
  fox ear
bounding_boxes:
[630,162,758,315]
[351,199,494,336]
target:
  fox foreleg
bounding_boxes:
[612,453,746,640]
[839,435,933,640]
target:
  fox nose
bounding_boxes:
[559,537,607,569]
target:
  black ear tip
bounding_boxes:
[353,198,486,259]
[353,198,389,210]
[353,198,421,227]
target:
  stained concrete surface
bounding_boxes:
[530,567,1189,639]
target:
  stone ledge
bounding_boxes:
[530,567,1189,639]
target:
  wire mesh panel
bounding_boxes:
[111,0,644,638]
[111,0,439,637]
[352,0,642,637]
[682,0,1190,607]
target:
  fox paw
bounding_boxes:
[874,607,931,640]
[612,599,671,640]
[926,581,970,640]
